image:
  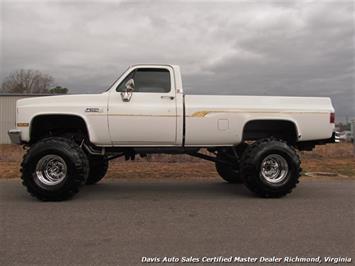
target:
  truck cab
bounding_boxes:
[107,65,184,146]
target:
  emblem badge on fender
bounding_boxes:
[85,107,101,113]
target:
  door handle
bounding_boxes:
[161,96,175,100]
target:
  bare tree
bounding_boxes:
[1,69,54,94]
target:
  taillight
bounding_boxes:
[330,112,335,123]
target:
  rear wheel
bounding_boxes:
[86,156,109,185]
[21,137,89,201]
[240,138,301,198]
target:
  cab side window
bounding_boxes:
[116,68,171,93]
[134,68,171,93]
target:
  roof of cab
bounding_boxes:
[129,64,177,68]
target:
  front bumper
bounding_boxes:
[8,129,22,144]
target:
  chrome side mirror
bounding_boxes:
[121,78,134,102]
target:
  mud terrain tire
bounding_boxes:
[86,156,109,185]
[21,137,89,201]
[240,138,301,198]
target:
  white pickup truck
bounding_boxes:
[8,64,335,201]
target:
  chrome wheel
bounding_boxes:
[35,155,67,186]
[260,154,289,184]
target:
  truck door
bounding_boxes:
[108,66,177,145]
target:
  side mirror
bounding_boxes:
[121,78,134,102]
[125,78,135,91]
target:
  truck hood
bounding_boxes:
[17,93,108,107]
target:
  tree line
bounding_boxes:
[1,69,68,94]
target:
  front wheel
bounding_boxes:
[86,156,109,185]
[240,138,301,198]
[215,151,242,183]
[21,137,89,201]
[215,145,249,184]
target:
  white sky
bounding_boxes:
[1,0,354,120]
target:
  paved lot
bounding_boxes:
[1,179,354,265]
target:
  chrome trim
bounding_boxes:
[35,155,67,187]
[8,129,22,144]
[260,154,289,184]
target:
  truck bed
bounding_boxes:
[184,95,334,146]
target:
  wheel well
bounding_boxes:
[30,115,89,143]
[242,120,298,144]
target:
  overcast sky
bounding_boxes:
[1,0,354,121]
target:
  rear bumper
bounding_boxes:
[318,131,336,144]
[296,132,336,151]
[8,129,22,144]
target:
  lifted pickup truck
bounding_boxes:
[8,64,335,201]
